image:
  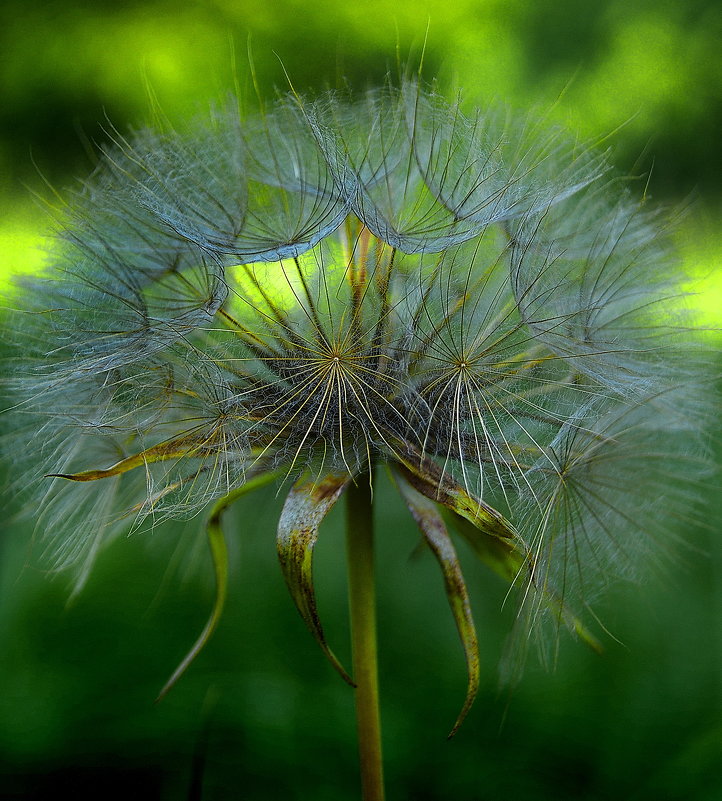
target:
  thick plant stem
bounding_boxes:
[346,472,385,801]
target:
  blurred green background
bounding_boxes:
[1,1,721,799]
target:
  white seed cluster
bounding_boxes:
[4,82,708,653]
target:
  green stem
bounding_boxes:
[346,472,385,801]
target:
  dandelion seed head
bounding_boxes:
[2,78,711,693]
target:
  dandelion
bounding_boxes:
[3,79,708,800]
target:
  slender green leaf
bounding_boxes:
[46,432,222,482]
[392,467,479,738]
[157,469,283,700]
